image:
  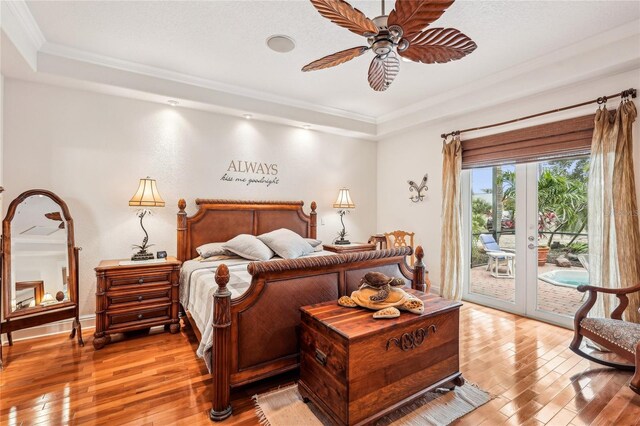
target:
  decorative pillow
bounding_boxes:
[258,228,315,259]
[196,242,229,259]
[305,238,322,248]
[305,238,324,252]
[223,234,274,261]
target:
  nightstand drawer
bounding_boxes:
[107,287,171,309]
[106,271,172,290]
[106,304,171,329]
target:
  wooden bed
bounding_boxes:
[176,199,429,421]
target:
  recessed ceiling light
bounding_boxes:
[302,124,311,130]
[243,114,253,120]
[266,35,296,53]
[167,100,179,106]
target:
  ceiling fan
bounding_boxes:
[302,0,477,91]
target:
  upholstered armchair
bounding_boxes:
[570,283,640,394]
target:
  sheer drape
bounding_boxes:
[588,100,639,322]
[441,136,464,300]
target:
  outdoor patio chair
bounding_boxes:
[479,234,515,278]
[570,283,640,395]
[578,254,589,271]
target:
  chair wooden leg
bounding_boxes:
[632,342,640,394]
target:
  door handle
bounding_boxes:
[528,243,537,249]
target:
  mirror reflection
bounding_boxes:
[10,195,69,312]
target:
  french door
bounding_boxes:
[462,158,589,329]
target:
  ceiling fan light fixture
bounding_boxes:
[301,0,477,91]
[266,35,296,53]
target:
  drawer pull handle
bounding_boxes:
[137,296,143,302]
[315,349,327,366]
[138,278,144,284]
[137,314,143,320]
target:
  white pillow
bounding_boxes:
[258,229,315,259]
[223,234,274,261]
[305,238,322,248]
[196,242,229,259]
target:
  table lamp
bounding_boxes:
[333,188,355,245]
[129,177,165,261]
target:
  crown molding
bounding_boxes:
[40,42,377,125]
[1,0,45,70]
[377,19,640,126]
[3,0,45,49]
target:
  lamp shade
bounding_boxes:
[333,188,355,209]
[129,177,165,207]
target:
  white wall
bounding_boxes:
[377,68,640,292]
[2,79,377,316]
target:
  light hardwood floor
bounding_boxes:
[1,302,639,425]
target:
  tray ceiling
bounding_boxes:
[22,0,640,119]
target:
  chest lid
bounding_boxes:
[300,289,461,341]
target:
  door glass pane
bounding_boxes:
[535,157,589,317]
[469,165,516,303]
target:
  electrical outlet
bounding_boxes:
[320,217,325,226]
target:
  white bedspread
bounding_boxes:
[179,250,335,368]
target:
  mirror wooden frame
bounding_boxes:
[0,189,83,368]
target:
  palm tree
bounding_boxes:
[537,168,588,246]
[497,160,588,247]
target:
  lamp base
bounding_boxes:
[334,239,351,245]
[131,251,154,261]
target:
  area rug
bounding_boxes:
[253,382,491,426]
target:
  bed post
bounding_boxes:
[177,199,187,262]
[310,201,317,239]
[210,264,232,422]
[413,246,429,293]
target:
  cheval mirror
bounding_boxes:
[0,189,83,368]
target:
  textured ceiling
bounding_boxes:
[25,0,640,118]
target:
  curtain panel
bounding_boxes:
[441,137,464,301]
[588,101,639,322]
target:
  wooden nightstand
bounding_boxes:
[93,257,181,350]
[323,242,376,253]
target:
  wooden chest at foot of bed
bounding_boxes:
[93,257,182,349]
[298,290,463,426]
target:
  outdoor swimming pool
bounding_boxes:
[538,269,589,287]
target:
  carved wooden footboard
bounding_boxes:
[209,246,427,421]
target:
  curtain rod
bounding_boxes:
[440,88,637,139]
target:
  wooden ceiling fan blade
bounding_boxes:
[388,0,454,39]
[399,27,476,64]
[368,53,400,92]
[310,0,379,36]
[302,46,369,72]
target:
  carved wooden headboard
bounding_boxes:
[176,199,317,262]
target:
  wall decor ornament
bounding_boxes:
[408,173,428,202]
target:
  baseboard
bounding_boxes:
[1,315,95,344]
